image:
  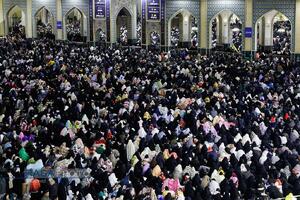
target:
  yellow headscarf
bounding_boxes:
[143,112,151,121]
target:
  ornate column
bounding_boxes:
[258,18,264,46]
[56,0,63,40]
[89,0,94,41]
[200,0,207,53]
[181,12,191,47]
[244,0,253,54]
[41,8,47,23]
[26,0,33,38]
[295,0,300,60]
[264,18,272,48]
[220,12,230,45]
[0,0,4,36]
[130,0,137,44]
[217,15,222,44]
[110,0,117,43]
[262,10,277,51]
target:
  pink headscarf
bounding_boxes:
[162,178,181,192]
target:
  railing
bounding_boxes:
[271,195,300,200]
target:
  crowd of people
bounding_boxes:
[211,18,218,50]
[190,30,198,49]
[1,33,300,200]
[150,31,160,46]
[230,18,243,52]
[9,22,26,39]
[36,21,55,40]
[191,18,198,48]
[273,20,291,55]
[119,25,128,45]
[96,29,106,43]
[170,27,180,47]
[136,16,142,46]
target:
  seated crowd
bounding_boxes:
[1,34,300,200]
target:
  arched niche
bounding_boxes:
[209,10,243,52]
[6,5,26,36]
[170,13,182,47]
[116,7,132,46]
[34,7,55,39]
[168,9,197,48]
[255,10,292,55]
[64,7,87,42]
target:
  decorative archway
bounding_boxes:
[255,10,292,55]
[170,12,182,47]
[168,9,197,48]
[209,10,243,52]
[64,7,87,42]
[6,5,26,36]
[116,7,132,45]
[34,7,54,39]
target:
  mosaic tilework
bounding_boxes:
[207,0,245,23]
[32,0,56,19]
[166,0,200,20]
[252,0,296,51]
[3,0,27,16]
[61,0,89,18]
[253,0,295,26]
[165,0,200,31]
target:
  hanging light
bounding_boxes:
[192,27,198,31]
[232,27,240,32]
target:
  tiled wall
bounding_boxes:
[32,0,56,19]
[253,0,295,24]
[166,0,200,20]
[61,0,89,17]
[207,0,245,23]
[3,0,27,16]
